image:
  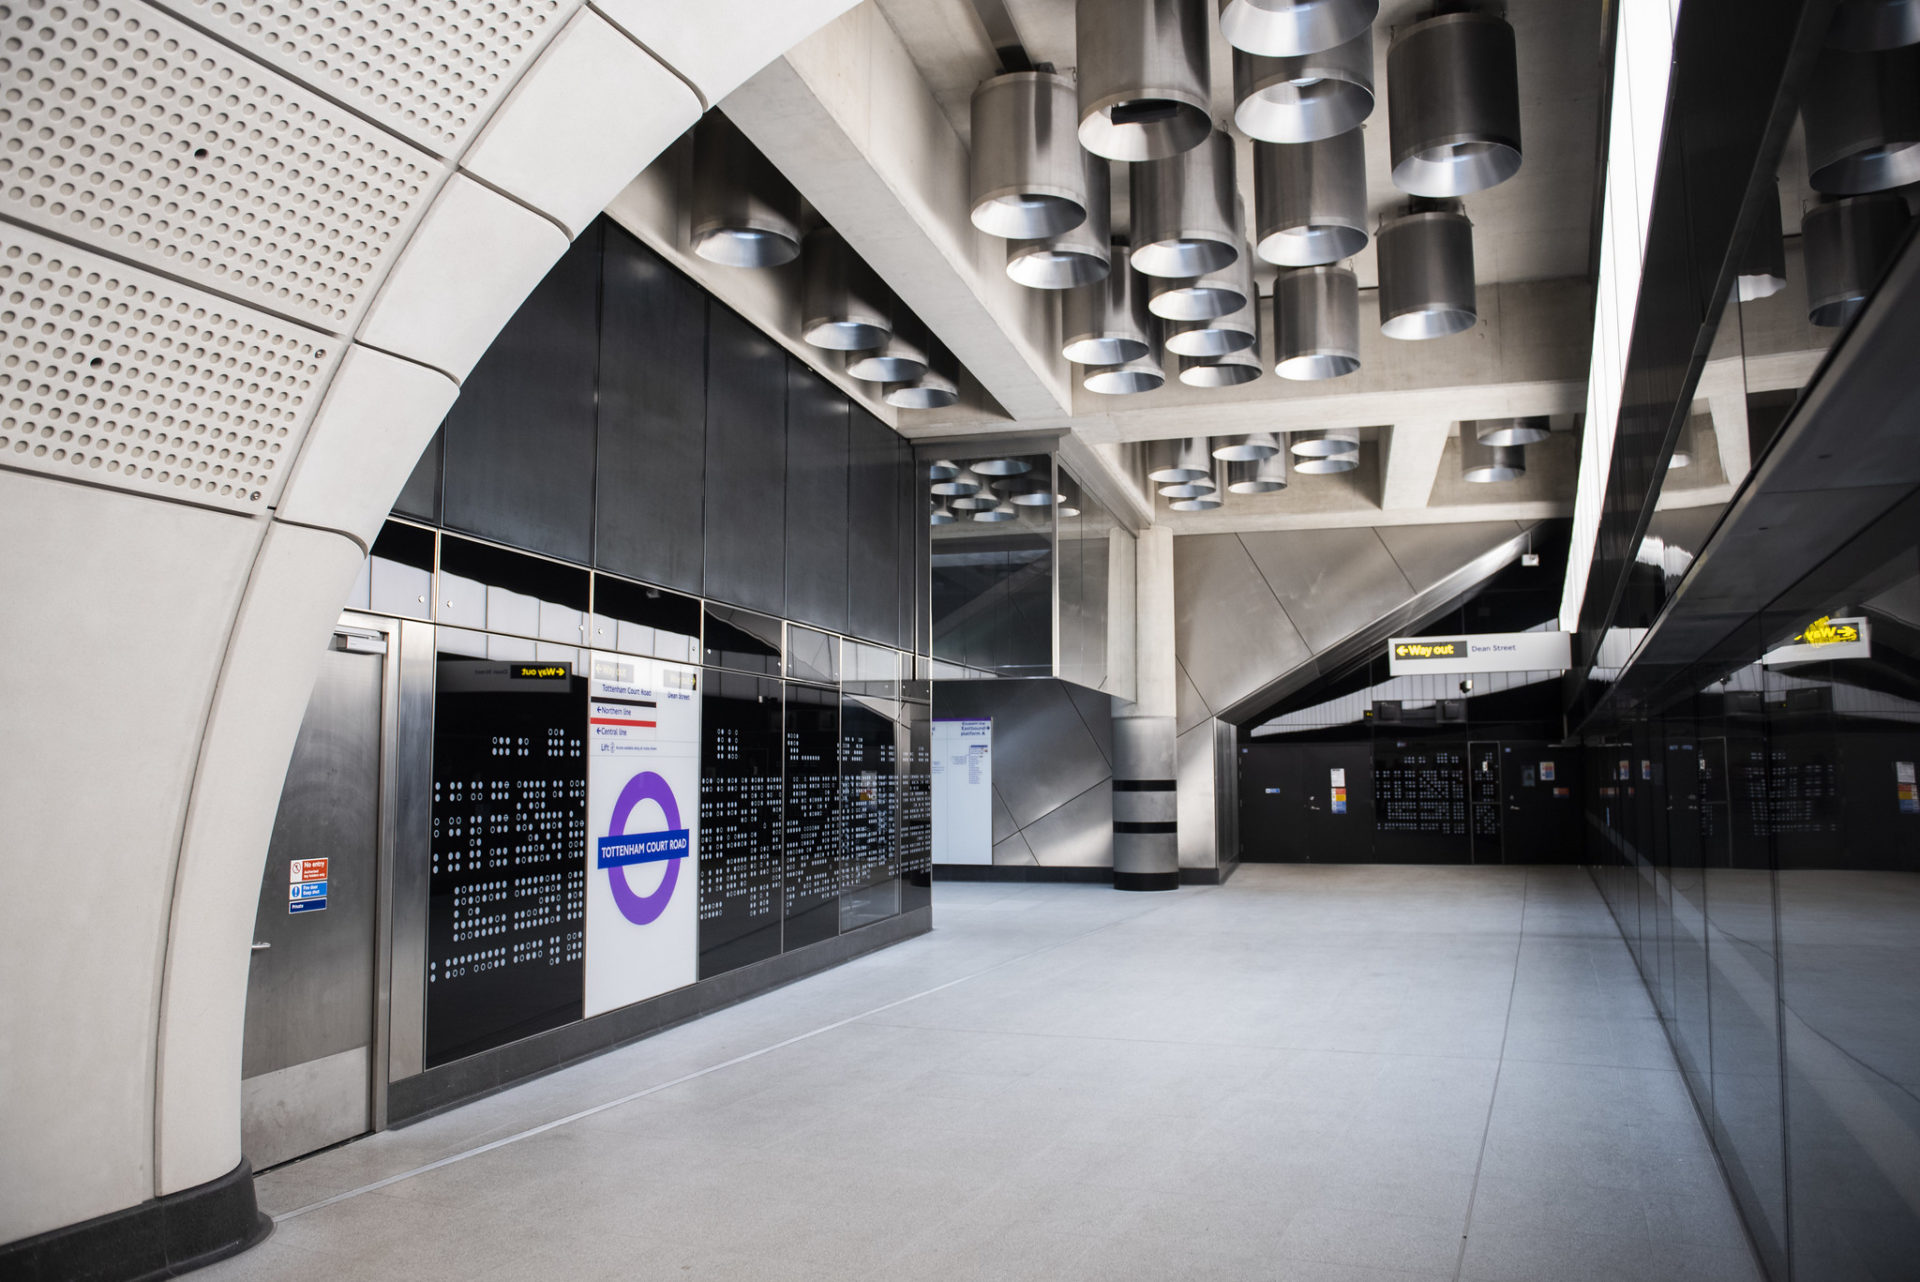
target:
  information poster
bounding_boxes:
[584,653,703,1018]
[1899,761,1917,815]
[932,719,992,865]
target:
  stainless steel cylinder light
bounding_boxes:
[927,459,961,482]
[1232,26,1375,144]
[930,466,983,497]
[1387,13,1523,198]
[1131,130,1242,278]
[1274,264,1361,380]
[886,344,960,409]
[1167,266,1260,357]
[847,312,931,383]
[1213,432,1282,461]
[801,228,892,350]
[1295,449,1358,474]
[1475,417,1551,447]
[1179,341,1264,385]
[1085,345,1169,394]
[1064,249,1154,364]
[1829,0,1920,50]
[1008,153,1113,289]
[1153,215,1256,322]
[1290,427,1360,457]
[1228,449,1290,492]
[930,503,958,525]
[1147,438,1210,483]
[1254,130,1369,266]
[1219,0,1378,58]
[949,490,998,510]
[972,456,1033,476]
[997,475,1058,505]
[1378,207,1477,340]
[1170,490,1225,511]
[1077,0,1215,161]
[1160,473,1219,498]
[1804,193,1912,326]
[971,72,1089,239]
[1739,185,1789,302]
[1461,434,1525,483]
[973,499,1021,522]
[691,112,805,268]
[1802,44,1920,194]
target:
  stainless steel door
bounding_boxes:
[241,640,383,1169]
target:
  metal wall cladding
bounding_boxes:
[847,407,902,647]
[1240,527,1421,653]
[704,307,790,617]
[897,436,922,655]
[783,360,851,635]
[1375,520,1529,593]
[442,225,602,565]
[597,226,709,595]
[1172,534,1313,716]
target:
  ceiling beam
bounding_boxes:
[1380,419,1454,511]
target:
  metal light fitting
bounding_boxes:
[1378,206,1477,340]
[886,344,960,409]
[690,112,803,268]
[1804,193,1911,326]
[1131,129,1242,278]
[846,312,931,383]
[971,456,1034,476]
[1063,249,1155,364]
[1231,25,1375,144]
[1217,0,1378,59]
[1474,417,1550,447]
[1147,437,1210,482]
[1828,0,1920,51]
[1274,264,1360,380]
[1290,427,1360,456]
[1228,449,1290,492]
[1213,432,1282,460]
[1254,128,1369,266]
[1008,152,1113,289]
[800,228,891,350]
[1085,346,1170,394]
[1154,217,1256,324]
[1387,12,1523,197]
[1461,432,1524,482]
[1801,44,1920,194]
[1077,0,1215,161]
[970,71,1090,238]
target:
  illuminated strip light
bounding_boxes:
[1560,0,1683,634]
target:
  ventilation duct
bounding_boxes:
[1461,433,1525,483]
[1085,345,1169,394]
[1179,345,1265,386]
[1131,130,1242,278]
[1147,438,1211,483]
[1475,417,1550,447]
[1228,449,1291,492]
[1231,26,1375,144]
[1290,427,1360,457]
[1387,13,1523,197]
[1274,264,1361,380]
[846,313,931,382]
[1063,252,1153,363]
[1077,0,1214,161]
[1378,206,1477,340]
[1801,44,1920,194]
[1008,153,1112,289]
[886,345,960,409]
[1805,193,1911,326]
[1153,215,1255,322]
[1218,0,1378,58]
[1828,0,1920,50]
[691,112,804,269]
[1738,185,1789,302]
[801,228,892,350]
[1212,432,1283,461]
[1254,130,1369,266]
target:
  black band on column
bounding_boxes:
[1113,870,1181,892]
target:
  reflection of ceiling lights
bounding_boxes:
[930,503,958,525]
[1291,428,1360,457]
[1232,26,1375,144]
[1214,432,1283,461]
[690,112,803,268]
[973,499,1021,522]
[801,228,891,350]
[1462,432,1525,482]
[927,460,961,482]
[970,71,1090,238]
[1076,0,1214,161]
[1255,129,1368,266]
[1827,0,1920,51]
[1132,130,1241,278]
[1739,184,1789,302]
[1218,0,1377,59]
[1229,450,1291,492]
[1063,251,1153,364]
[1378,207,1477,340]
[948,491,997,510]
[1669,417,1701,470]
[1388,13,1523,197]
[995,475,1056,505]
[930,467,984,497]
[1804,193,1911,326]
[1275,265,1360,380]
[1474,417,1550,447]
[1084,345,1168,394]
[846,313,930,382]
[1802,44,1920,193]
[972,457,1033,476]
[1008,153,1112,289]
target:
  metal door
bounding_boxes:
[240,636,384,1170]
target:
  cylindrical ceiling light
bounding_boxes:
[1179,345,1265,386]
[927,459,961,482]
[972,456,1033,476]
[1231,26,1375,144]
[1254,129,1369,266]
[691,112,804,268]
[887,344,960,409]
[1228,449,1291,492]
[1058,475,1084,517]
[1828,0,1920,51]
[1219,0,1378,58]
[1291,427,1360,456]
[847,313,931,383]
[1274,264,1361,380]
[930,466,984,497]
[1213,432,1282,461]
[1378,207,1477,339]
[1461,434,1525,483]
[1131,130,1242,278]
[973,499,1021,522]
[1804,193,1912,326]
[1802,44,1920,194]
[1008,153,1112,289]
[1295,449,1358,474]
[970,71,1089,238]
[1170,491,1225,511]
[1475,417,1551,447]
[1077,0,1214,161]
[801,228,891,350]
[1160,474,1219,499]
[1739,184,1789,302]
[1064,251,1154,364]
[949,490,998,511]
[1388,13,1523,197]
[1147,438,1208,483]
[1085,345,1168,394]
[1151,207,1254,321]
[930,503,958,525]
[997,475,1059,505]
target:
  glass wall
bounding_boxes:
[1056,463,1120,694]
[927,451,1055,678]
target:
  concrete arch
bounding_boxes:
[0,0,860,1245]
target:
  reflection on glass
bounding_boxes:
[438,535,590,644]
[929,451,1055,678]
[591,575,701,663]
[787,625,840,686]
[840,694,901,929]
[783,684,840,950]
[1057,465,1120,694]
[697,670,783,978]
[703,603,782,675]
[351,521,435,619]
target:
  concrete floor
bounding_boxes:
[215,865,1763,1282]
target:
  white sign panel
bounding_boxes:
[1762,616,1871,666]
[1388,630,1574,676]
[931,719,993,866]
[583,652,702,1018]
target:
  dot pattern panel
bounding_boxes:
[0,0,443,332]
[0,223,340,515]
[150,0,574,156]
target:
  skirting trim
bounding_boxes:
[0,1158,270,1282]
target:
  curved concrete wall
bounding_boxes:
[0,0,860,1244]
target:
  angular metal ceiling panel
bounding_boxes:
[1238,527,1413,653]
[1173,533,1312,713]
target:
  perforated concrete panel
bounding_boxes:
[0,223,340,514]
[0,0,443,332]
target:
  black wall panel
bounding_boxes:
[596,227,708,595]
[782,360,850,634]
[846,406,900,646]
[896,435,919,655]
[441,225,601,565]
[392,427,442,525]
[703,306,788,616]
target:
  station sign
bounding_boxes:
[1761,615,1871,666]
[1387,630,1572,677]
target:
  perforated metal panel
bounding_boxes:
[150,0,576,156]
[0,0,443,332]
[0,223,340,514]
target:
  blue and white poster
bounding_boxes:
[583,653,703,1018]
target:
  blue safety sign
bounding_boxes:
[289,879,328,913]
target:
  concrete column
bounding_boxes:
[1111,526,1179,890]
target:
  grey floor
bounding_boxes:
[216,865,1763,1282]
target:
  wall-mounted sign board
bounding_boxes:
[1762,616,1871,666]
[932,719,992,865]
[1387,631,1573,677]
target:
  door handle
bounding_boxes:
[251,942,271,952]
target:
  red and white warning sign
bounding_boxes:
[290,858,329,884]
